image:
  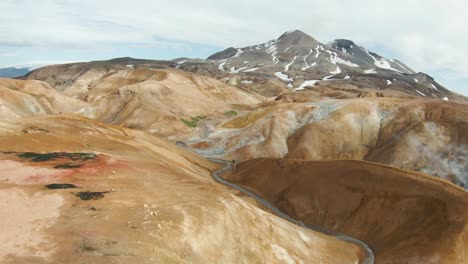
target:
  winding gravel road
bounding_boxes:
[208,158,375,264]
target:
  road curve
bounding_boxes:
[208,158,375,264]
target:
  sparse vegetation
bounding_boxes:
[45,183,77,189]
[224,110,238,117]
[76,191,108,201]
[223,105,278,129]
[17,152,97,162]
[7,85,17,90]
[180,116,206,128]
[231,104,255,111]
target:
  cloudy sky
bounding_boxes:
[1,0,467,95]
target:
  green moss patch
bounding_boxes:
[180,116,206,128]
[224,110,238,117]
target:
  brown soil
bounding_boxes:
[0,115,363,263]
[225,158,468,264]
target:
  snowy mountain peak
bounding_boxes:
[197,30,452,99]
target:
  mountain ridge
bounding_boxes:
[201,30,449,97]
[0,67,31,78]
[21,30,463,102]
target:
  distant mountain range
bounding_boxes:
[22,30,461,101]
[180,30,450,99]
[0,67,31,78]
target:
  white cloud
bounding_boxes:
[19,60,81,69]
[1,0,468,94]
[0,52,16,57]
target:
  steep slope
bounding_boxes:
[225,158,468,264]
[0,78,87,119]
[0,115,364,263]
[187,98,468,187]
[21,68,264,139]
[329,39,414,73]
[198,30,456,100]
[79,68,263,138]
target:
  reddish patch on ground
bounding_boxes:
[65,155,120,175]
[0,160,73,184]
[0,153,127,185]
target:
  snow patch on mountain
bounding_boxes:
[285,56,297,71]
[326,51,359,67]
[331,66,342,75]
[266,43,279,64]
[416,90,426,97]
[314,45,324,59]
[295,80,319,90]
[244,67,259,72]
[375,59,401,72]
[302,49,315,70]
[322,66,342,80]
[232,49,244,58]
[366,50,402,72]
[364,69,377,74]
[218,62,226,71]
[275,72,293,82]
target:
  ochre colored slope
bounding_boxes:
[0,115,363,263]
[190,98,468,187]
[83,69,262,138]
[225,158,468,264]
[0,78,87,119]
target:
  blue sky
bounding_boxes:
[1,0,467,96]
[0,41,222,68]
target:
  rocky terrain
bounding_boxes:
[183,30,458,101]
[1,30,467,263]
[187,97,468,188]
[17,69,262,138]
[0,78,87,119]
[0,115,366,263]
